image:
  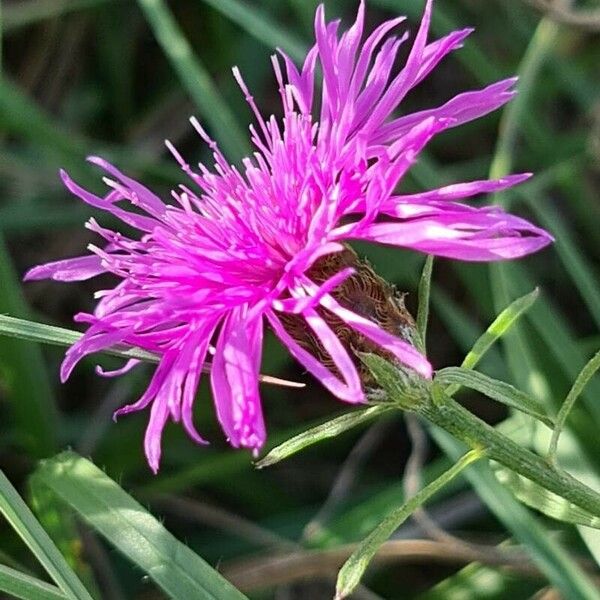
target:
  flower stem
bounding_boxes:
[417,384,600,518]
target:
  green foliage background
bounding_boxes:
[1,0,600,598]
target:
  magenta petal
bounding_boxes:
[95,358,140,378]
[210,309,266,452]
[351,209,553,261]
[312,290,432,379]
[144,391,170,474]
[24,255,105,282]
[266,310,365,404]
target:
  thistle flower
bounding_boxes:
[26,0,552,472]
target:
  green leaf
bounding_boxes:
[335,449,483,599]
[418,562,539,600]
[430,428,600,600]
[0,234,59,458]
[199,0,307,63]
[436,367,554,428]
[136,0,249,162]
[461,288,539,373]
[0,314,158,363]
[256,405,389,468]
[0,469,93,600]
[0,564,67,600]
[548,349,600,464]
[416,255,434,352]
[493,464,600,530]
[33,451,248,600]
[3,0,117,33]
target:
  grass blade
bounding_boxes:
[493,465,600,530]
[0,470,93,600]
[3,0,117,33]
[0,234,59,458]
[256,405,390,469]
[335,449,483,599]
[0,564,67,600]
[416,256,434,352]
[33,451,248,600]
[548,350,600,464]
[136,0,248,162]
[460,288,539,373]
[200,0,307,63]
[430,428,600,600]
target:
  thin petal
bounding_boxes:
[24,255,105,282]
[266,310,365,403]
[211,308,266,452]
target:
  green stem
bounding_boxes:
[417,386,600,518]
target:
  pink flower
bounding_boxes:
[26,0,552,472]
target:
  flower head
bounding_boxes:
[26,0,552,472]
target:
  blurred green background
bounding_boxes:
[1,0,600,598]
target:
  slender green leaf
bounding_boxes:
[416,255,434,352]
[33,451,248,600]
[0,314,158,363]
[3,0,118,32]
[136,0,248,162]
[436,367,554,428]
[0,234,59,457]
[0,564,67,600]
[520,190,600,331]
[0,470,93,600]
[461,288,539,373]
[548,350,600,464]
[493,464,600,530]
[199,0,307,63]
[335,450,483,599]
[256,406,390,469]
[430,428,600,600]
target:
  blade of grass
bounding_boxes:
[335,449,484,599]
[0,234,59,458]
[3,0,118,33]
[430,428,600,600]
[33,451,248,600]
[0,564,68,600]
[416,256,434,352]
[548,350,600,465]
[519,188,600,330]
[136,0,248,162]
[0,470,93,600]
[200,0,307,63]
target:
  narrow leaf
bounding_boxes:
[0,315,300,388]
[493,464,600,530]
[33,452,248,600]
[335,449,483,599]
[431,428,600,600]
[0,470,93,600]
[199,0,307,63]
[462,288,539,371]
[0,564,67,600]
[416,255,434,352]
[0,233,59,458]
[0,314,158,363]
[548,349,600,464]
[256,405,389,468]
[445,288,539,397]
[436,367,554,428]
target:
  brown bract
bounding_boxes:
[279,246,420,385]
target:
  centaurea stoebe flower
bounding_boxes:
[26,0,552,472]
